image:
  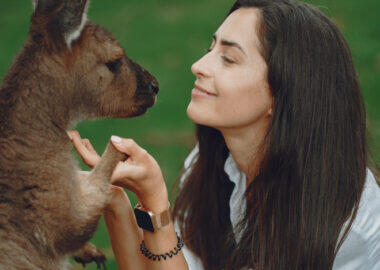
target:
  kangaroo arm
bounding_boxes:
[88,141,126,184]
[76,140,125,212]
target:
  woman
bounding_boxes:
[68,0,379,269]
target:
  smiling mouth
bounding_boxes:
[194,84,216,96]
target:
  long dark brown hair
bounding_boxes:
[173,0,370,269]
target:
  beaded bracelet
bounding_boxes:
[140,233,184,261]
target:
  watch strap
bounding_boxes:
[134,203,172,231]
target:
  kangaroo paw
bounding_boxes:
[73,242,107,270]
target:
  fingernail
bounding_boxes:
[66,131,72,140]
[111,135,122,143]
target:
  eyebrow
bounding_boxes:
[212,34,246,56]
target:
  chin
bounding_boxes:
[186,103,198,122]
[187,103,215,127]
[129,106,149,117]
[125,97,157,118]
[109,104,150,119]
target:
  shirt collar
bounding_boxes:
[224,152,246,186]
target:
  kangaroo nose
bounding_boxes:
[150,80,159,94]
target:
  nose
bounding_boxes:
[149,80,159,94]
[191,54,212,78]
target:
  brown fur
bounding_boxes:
[0,0,158,269]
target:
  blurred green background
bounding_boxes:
[0,0,379,269]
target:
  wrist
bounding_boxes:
[134,198,172,233]
[137,182,169,214]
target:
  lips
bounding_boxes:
[194,84,216,96]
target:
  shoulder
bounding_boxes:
[334,169,380,269]
[352,169,380,234]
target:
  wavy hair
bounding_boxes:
[173,0,369,269]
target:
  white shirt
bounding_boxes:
[175,145,380,269]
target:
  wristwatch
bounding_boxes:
[134,202,172,232]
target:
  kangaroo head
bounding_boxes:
[27,0,158,123]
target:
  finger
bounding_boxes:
[111,179,139,195]
[111,162,145,185]
[110,136,144,158]
[70,133,92,157]
[68,130,86,153]
[67,130,73,140]
[68,131,99,168]
[82,138,98,156]
[82,139,101,166]
[67,130,79,141]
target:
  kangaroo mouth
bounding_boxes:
[130,95,157,117]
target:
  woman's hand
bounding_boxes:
[109,135,169,214]
[67,130,168,214]
[67,130,100,169]
[67,131,130,214]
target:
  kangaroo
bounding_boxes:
[0,0,159,269]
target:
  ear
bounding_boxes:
[268,106,273,117]
[267,92,274,117]
[32,0,90,48]
[32,0,61,13]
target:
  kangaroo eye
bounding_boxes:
[105,58,123,73]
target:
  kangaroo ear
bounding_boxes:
[32,0,62,14]
[32,0,90,48]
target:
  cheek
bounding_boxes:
[220,94,268,127]
[85,66,113,92]
[188,68,271,128]
[218,70,270,123]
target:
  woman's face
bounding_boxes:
[187,8,272,131]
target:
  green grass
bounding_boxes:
[0,0,379,269]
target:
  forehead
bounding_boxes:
[215,8,261,51]
[76,23,124,60]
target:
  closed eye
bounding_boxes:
[221,55,235,64]
[106,58,123,73]
[205,48,235,64]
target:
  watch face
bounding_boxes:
[134,208,154,232]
